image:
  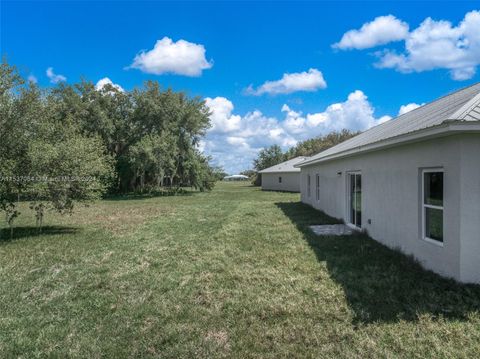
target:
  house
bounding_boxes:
[296,83,480,284]
[259,157,308,192]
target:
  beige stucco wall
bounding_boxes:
[300,134,480,283]
[261,172,301,192]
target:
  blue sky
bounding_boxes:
[2,1,480,172]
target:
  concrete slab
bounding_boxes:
[309,224,356,236]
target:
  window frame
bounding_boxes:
[346,171,362,229]
[315,174,320,201]
[421,168,444,247]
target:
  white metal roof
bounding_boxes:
[299,82,480,167]
[259,156,309,173]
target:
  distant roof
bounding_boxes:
[224,174,249,179]
[259,156,309,173]
[299,82,480,167]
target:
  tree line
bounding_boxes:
[0,60,217,236]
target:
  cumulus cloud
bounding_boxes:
[245,68,327,95]
[398,102,424,115]
[375,11,480,80]
[333,15,409,50]
[201,116,293,173]
[335,11,480,80]
[129,37,213,76]
[203,91,388,173]
[46,67,66,84]
[280,90,389,135]
[204,97,241,133]
[95,77,124,92]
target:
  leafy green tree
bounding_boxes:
[126,82,211,191]
[253,145,285,171]
[211,166,228,181]
[0,60,113,235]
[1,57,217,237]
[195,156,219,192]
[26,133,114,216]
[284,129,358,159]
[0,60,34,237]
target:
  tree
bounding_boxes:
[0,60,113,236]
[39,73,213,194]
[253,145,285,171]
[0,60,34,237]
[1,57,218,237]
[210,166,228,181]
[284,129,358,159]
[26,133,114,223]
[126,82,211,191]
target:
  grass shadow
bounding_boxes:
[276,201,480,324]
[261,189,302,193]
[0,225,79,243]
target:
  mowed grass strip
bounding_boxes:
[0,182,479,358]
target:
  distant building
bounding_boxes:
[297,83,480,284]
[259,157,308,192]
[223,174,249,181]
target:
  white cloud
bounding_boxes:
[338,11,480,80]
[246,68,327,95]
[95,77,124,92]
[280,90,387,135]
[202,91,387,173]
[130,37,213,76]
[333,15,409,50]
[204,97,242,133]
[398,102,424,115]
[46,67,66,84]
[203,99,297,173]
[27,74,38,84]
[376,11,480,80]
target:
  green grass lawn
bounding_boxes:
[1,182,479,358]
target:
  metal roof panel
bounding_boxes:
[300,83,480,166]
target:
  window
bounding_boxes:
[422,169,444,244]
[315,174,320,201]
[307,175,311,197]
[278,176,282,183]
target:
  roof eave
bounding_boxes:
[298,121,480,167]
[259,156,308,173]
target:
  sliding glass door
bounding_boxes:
[348,172,362,228]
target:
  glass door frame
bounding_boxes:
[346,171,362,229]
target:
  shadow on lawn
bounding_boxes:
[276,201,480,324]
[0,226,79,243]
